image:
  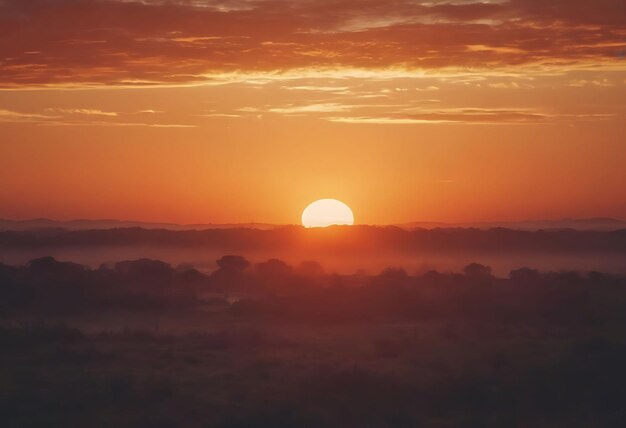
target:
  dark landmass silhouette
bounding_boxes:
[1,225,624,253]
[0,218,277,231]
[1,223,625,426]
[1,255,624,320]
[1,217,625,231]
[399,217,626,231]
[2,255,626,427]
[2,256,626,426]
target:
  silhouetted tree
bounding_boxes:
[211,255,251,291]
[255,259,293,277]
[296,261,324,277]
[114,259,174,290]
[509,267,541,282]
[370,268,412,291]
[463,263,492,279]
[217,255,250,272]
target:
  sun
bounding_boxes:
[302,199,355,228]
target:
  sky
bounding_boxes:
[0,0,624,225]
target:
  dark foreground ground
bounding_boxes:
[2,317,626,428]
[1,256,626,427]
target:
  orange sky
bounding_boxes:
[0,0,625,225]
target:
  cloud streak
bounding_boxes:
[0,108,194,127]
[0,0,623,88]
[326,110,617,125]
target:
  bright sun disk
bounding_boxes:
[301,199,354,228]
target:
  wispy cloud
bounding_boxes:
[43,121,195,128]
[268,103,357,114]
[325,108,617,125]
[327,116,455,125]
[0,0,623,88]
[281,85,351,94]
[48,108,119,117]
[188,92,623,126]
[0,109,61,121]
[0,108,194,127]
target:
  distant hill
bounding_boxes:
[0,217,624,232]
[397,218,626,231]
[0,218,278,231]
[1,226,625,254]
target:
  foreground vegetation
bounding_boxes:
[1,256,625,427]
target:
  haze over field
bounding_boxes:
[1,226,625,276]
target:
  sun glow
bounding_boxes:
[301,199,355,228]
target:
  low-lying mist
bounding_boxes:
[1,226,625,275]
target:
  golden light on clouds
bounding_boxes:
[0,0,624,224]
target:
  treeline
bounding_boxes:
[1,256,625,323]
[1,226,625,253]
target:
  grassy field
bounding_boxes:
[2,314,625,428]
